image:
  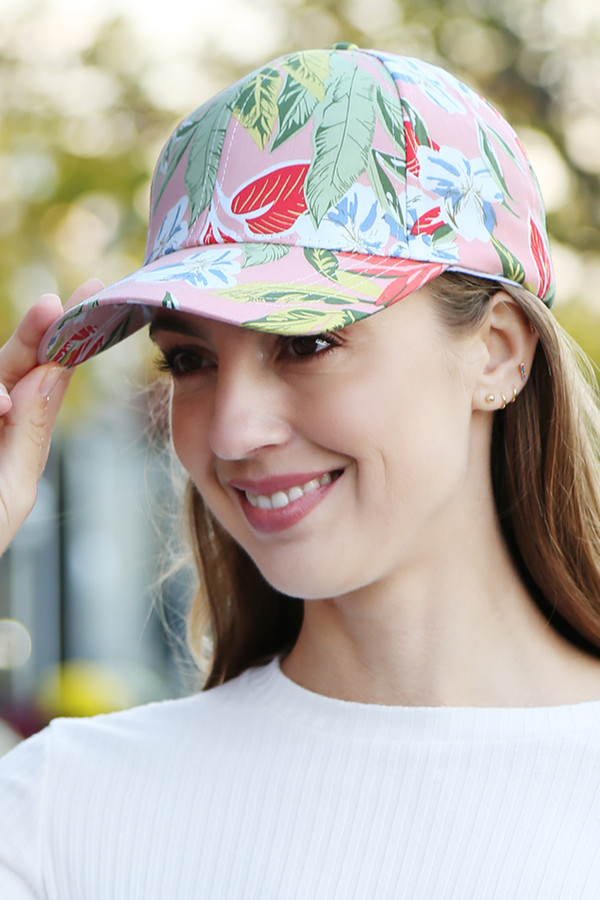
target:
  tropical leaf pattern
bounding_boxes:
[304,247,339,281]
[232,67,282,150]
[492,235,526,286]
[367,151,405,226]
[477,124,517,214]
[184,100,234,223]
[242,244,290,267]
[281,51,330,101]
[243,307,369,335]
[528,217,554,303]
[41,47,556,368]
[215,284,363,305]
[271,75,319,151]
[153,84,238,213]
[304,55,376,226]
[231,164,309,234]
[375,84,405,152]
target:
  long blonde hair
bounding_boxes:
[178,273,600,687]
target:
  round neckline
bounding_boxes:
[240,658,600,743]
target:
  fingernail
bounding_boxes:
[39,366,64,398]
[0,384,8,397]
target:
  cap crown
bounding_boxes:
[146,46,554,305]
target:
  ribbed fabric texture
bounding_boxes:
[2,659,600,898]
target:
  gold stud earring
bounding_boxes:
[485,394,495,403]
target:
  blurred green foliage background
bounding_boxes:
[1,0,600,378]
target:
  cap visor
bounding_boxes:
[38,243,448,366]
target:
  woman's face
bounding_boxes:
[151,287,490,600]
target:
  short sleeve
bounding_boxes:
[0,728,50,899]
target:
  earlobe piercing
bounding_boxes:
[485,394,495,403]
[520,363,527,382]
[500,393,508,409]
[510,386,518,403]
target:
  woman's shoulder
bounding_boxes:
[0,661,276,778]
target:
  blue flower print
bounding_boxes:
[418,146,504,242]
[147,198,190,263]
[376,53,467,115]
[136,247,243,289]
[318,184,390,253]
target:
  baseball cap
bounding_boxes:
[38,43,555,367]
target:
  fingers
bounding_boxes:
[0,294,64,393]
[0,278,103,394]
[64,277,104,311]
[0,363,71,551]
[0,277,102,554]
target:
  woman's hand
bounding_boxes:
[0,279,103,555]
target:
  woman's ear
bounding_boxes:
[473,291,538,411]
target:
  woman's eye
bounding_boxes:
[283,334,338,358]
[156,346,213,377]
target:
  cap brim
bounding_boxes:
[38,243,448,367]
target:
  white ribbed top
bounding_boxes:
[2,659,600,899]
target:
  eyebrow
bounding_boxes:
[148,315,209,342]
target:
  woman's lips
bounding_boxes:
[230,470,342,534]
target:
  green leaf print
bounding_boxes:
[152,123,196,214]
[401,99,430,146]
[184,97,235,223]
[431,224,454,245]
[486,124,527,174]
[282,51,330,101]
[219,284,353,305]
[243,307,369,335]
[242,244,291,267]
[161,291,179,309]
[375,84,405,154]
[57,299,98,330]
[271,75,319,151]
[94,310,137,355]
[367,150,404,228]
[233,67,282,150]
[492,236,525,285]
[375,150,406,180]
[477,124,516,210]
[305,56,376,226]
[304,247,339,281]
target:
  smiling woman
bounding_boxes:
[3,44,600,899]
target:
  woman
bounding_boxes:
[2,44,600,898]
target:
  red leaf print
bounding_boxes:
[410,206,443,236]
[203,222,236,245]
[404,118,420,176]
[54,326,103,365]
[374,262,448,306]
[231,163,309,235]
[529,217,552,300]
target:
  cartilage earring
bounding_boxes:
[520,363,527,382]
[485,394,495,403]
[500,393,508,409]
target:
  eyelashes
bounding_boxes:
[154,331,343,378]
[279,333,342,358]
[155,346,214,377]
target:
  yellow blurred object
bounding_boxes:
[36,660,138,718]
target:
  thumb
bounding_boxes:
[1,365,70,532]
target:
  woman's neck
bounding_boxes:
[281,546,600,708]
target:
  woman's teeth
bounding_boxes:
[245,472,335,510]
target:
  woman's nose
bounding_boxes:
[208,364,293,461]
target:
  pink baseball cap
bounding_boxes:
[39,43,555,367]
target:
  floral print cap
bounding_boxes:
[39,44,555,367]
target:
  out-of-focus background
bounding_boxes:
[1,0,599,752]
